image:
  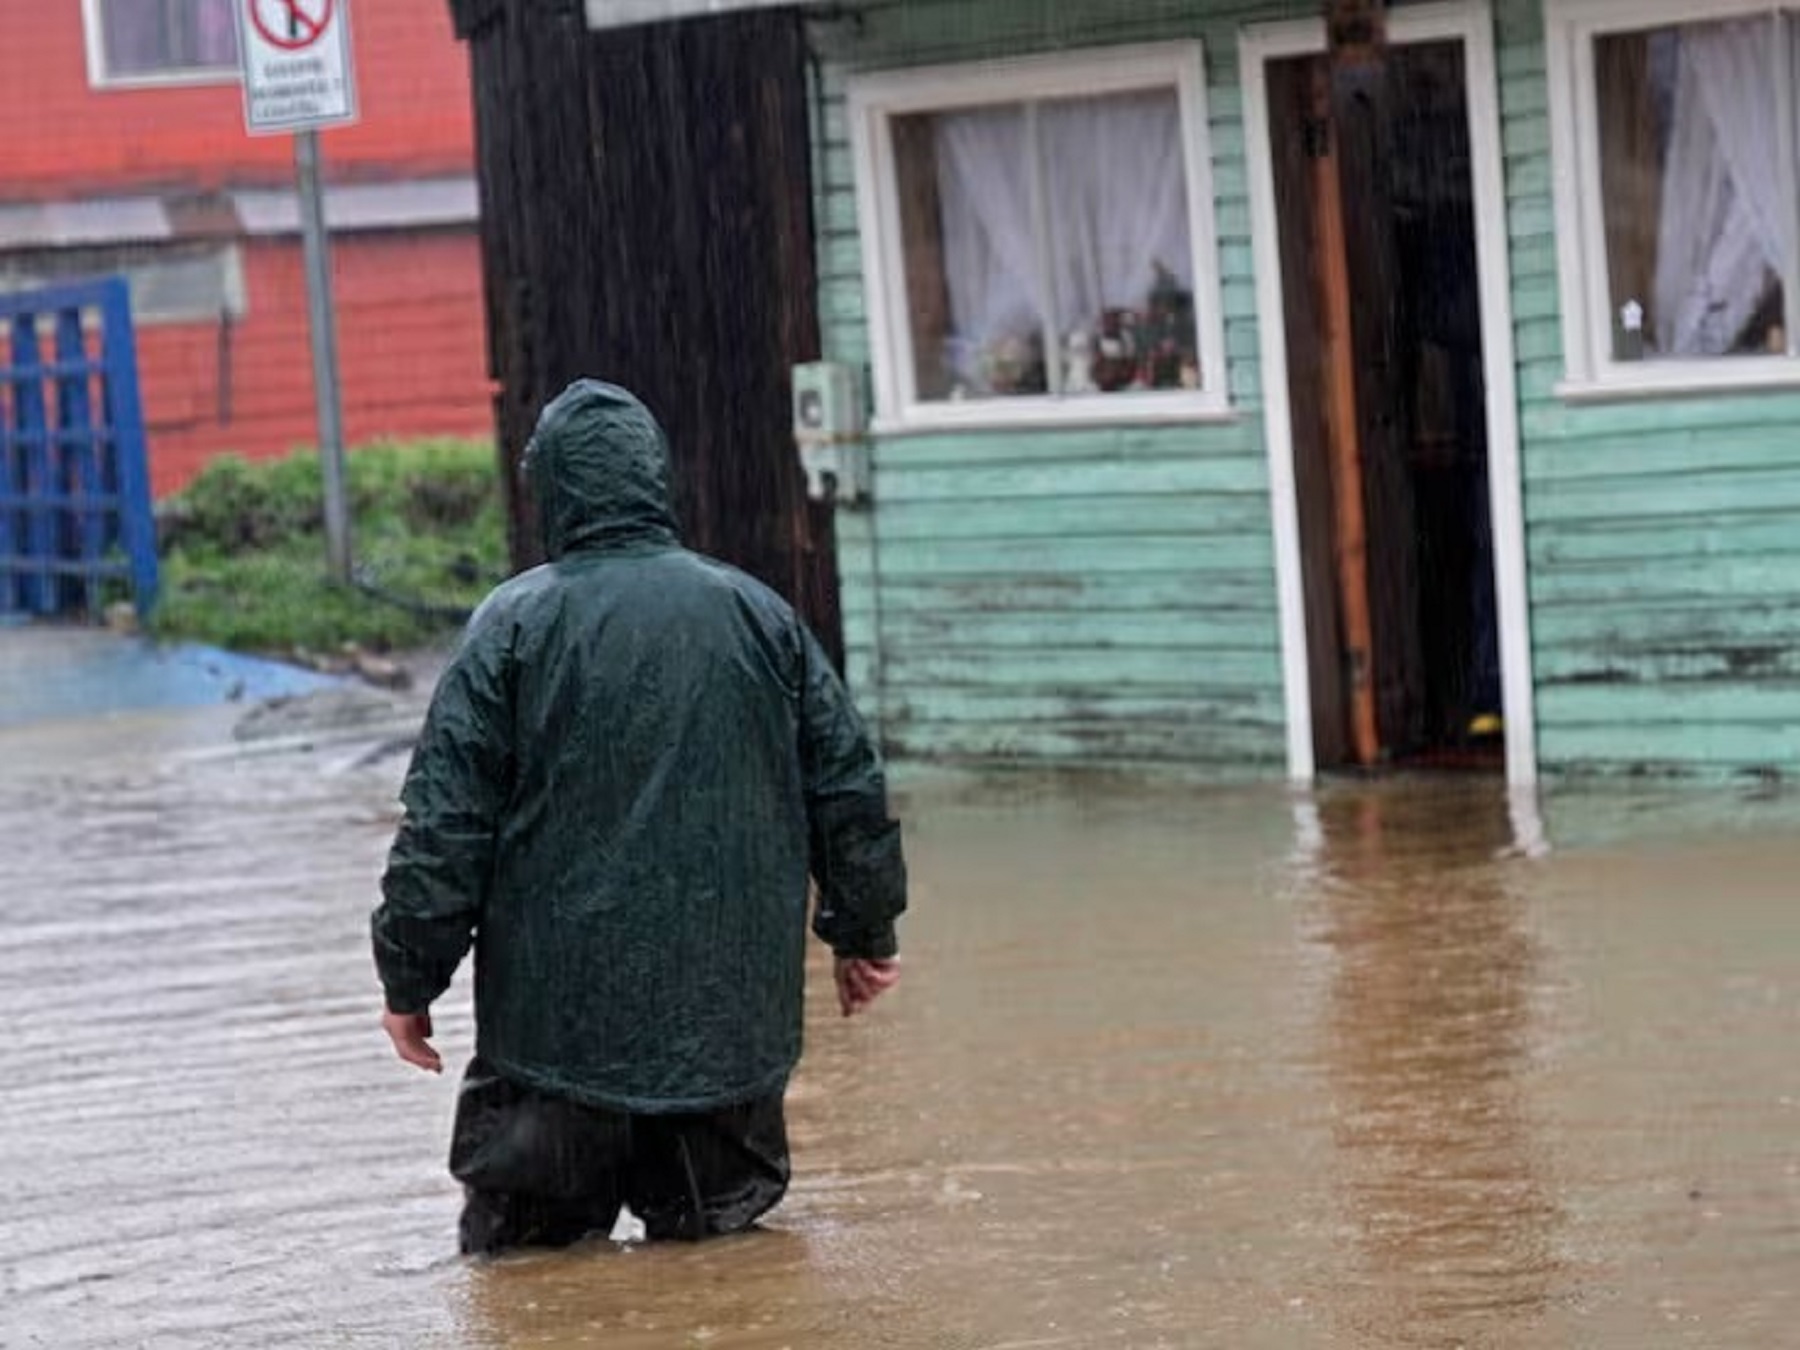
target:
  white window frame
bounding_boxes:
[1546,0,1800,400]
[82,0,242,90]
[847,42,1233,434]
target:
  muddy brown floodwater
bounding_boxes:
[2,711,1797,1349]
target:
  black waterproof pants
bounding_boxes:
[449,1057,791,1256]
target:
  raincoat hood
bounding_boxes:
[524,380,680,558]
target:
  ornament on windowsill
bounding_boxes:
[1142,259,1197,390]
[1094,309,1141,392]
[980,331,1047,396]
[1085,263,1202,394]
[1618,298,1646,362]
[1064,328,1097,395]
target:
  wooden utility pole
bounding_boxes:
[1308,61,1380,768]
[1314,0,1389,766]
[1327,0,1386,66]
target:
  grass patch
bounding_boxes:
[153,439,509,654]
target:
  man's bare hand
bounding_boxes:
[382,1008,443,1073]
[835,957,901,1017]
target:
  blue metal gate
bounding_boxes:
[1,277,158,620]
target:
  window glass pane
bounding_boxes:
[1595,16,1787,360]
[102,0,240,77]
[895,105,1043,401]
[893,85,1198,402]
[1041,89,1200,393]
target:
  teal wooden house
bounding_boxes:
[465,0,1800,786]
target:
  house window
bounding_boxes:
[850,44,1229,427]
[86,0,241,86]
[1548,0,1800,393]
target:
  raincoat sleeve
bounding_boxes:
[798,624,907,960]
[371,601,516,1014]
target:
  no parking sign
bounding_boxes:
[232,0,361,582]
[236,0,359,135]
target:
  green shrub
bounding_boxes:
[153,438,510,655]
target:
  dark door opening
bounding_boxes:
[1268,41,1502,773]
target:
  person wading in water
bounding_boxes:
[371,380,906,1255]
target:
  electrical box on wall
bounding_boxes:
[793,361,871,505]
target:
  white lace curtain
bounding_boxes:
[1653,15,1798,356]
[934,108,1039,387]
[932,89,1196,391]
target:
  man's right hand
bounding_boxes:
[382,1008,443,1073]
[835,957,901,1017]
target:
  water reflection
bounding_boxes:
[1305,782,1563,1345]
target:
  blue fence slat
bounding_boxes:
[9,315,55,616]
[98,280,157,618]
[0,493,124,511]
[2,360,99,383]
[55,310,104,616]
[0,391,12,612]
[0,276,157,621]
[0,280,131,320]
[3,317,27,612]
[0,555,130,578]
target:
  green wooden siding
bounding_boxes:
[811,0,1306,770]
[1496,0,1800,779]
[819,0,1800,779]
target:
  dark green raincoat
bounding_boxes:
[372,381,905,1114]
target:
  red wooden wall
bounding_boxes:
[3,2,474,198]
[3,1,490,496]
[140,231,490,495]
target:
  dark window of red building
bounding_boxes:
[91,0,239,83]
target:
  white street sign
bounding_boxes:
[237,0,359,136]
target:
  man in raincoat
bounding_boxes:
[371,380,906,1255]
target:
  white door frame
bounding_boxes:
[1241,0,1538,787]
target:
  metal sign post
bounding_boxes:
[237,0,360,583]
[293,128,351,582]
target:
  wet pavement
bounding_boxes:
[2,709,1797,1349]
[0,625,342,729]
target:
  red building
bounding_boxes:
[1,0,489,495]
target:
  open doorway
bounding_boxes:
[1266,39,1503,773]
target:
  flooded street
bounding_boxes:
[3,713,1797,1348]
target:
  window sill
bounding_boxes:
[91,69,241,92]
[870,394,1238,437]
[1556,359,1800,404]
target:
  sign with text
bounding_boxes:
[237,0,359,135]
